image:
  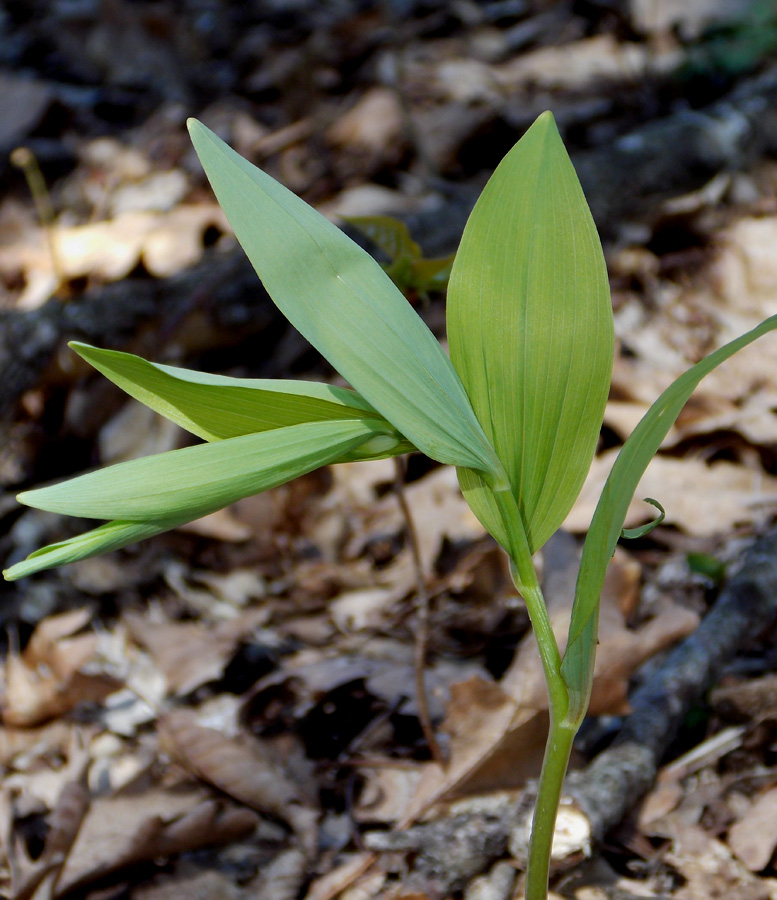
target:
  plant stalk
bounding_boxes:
[524,716,577,900]
[492,485,575,899]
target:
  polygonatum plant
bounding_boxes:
[4,112,777,898]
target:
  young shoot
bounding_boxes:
[5,112,777,899]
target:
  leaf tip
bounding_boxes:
[68,340,90,357]
[536,109,556,127]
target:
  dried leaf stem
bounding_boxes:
[393,456,445,766]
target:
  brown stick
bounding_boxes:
[364,523,777,892]
[393,456,445,766]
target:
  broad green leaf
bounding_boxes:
[447,111,614,555]
[17,418,391,522]
[187,119,503,482]
[3,519,180,581]
[561,313,777,726]
[70,342,414,458]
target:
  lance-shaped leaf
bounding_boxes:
[4,519,181,581]
[447,111,614,554]
[187,119,503,483]
[15,418,391,523]
[561,313,777,727]
[70,342,414,459]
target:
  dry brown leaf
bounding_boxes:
[639,726,746,828]
[158,709,318,854]
[344,466,485,598]
[327,88,405,155]
[303,853,378,900]
[133,869,243,900]
[98,400,182,465]
[715,216,777,322]
[630,0,745,37]
[648,814,777,900]
[728,786,777,872]
[124,608,269,696]
[494,34,679,91]
[58,786,257,895]
[565,451,777,536]
[711,674,777,723]
[0,722,72,767]
[355,767,425,824]
[330,588,398,633]
[246,847,308,900]
[587,557,699,715]
[9,779,90,900]
[0,204,229,309]
[177,507,253,542]
[400,541,696,825]
[2,611,121,727]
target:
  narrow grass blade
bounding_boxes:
[3,519,180,580]
[70,342,412,457]
[448,111,613,554]
[562,314,777,726]
[16,419,390,522]
[188,120,503,481]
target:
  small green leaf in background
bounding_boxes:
[187,120,503,483]
[687,552,727,585]
[561,312,777,727]
[345,215,455,298]
[345,215,422,264]
[447,111,614,555]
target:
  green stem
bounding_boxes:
[524,716,577,900]
[492,487,567,717]
[491,485,575,899]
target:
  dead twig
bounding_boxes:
[393,456,445,766]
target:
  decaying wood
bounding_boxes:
[364,523,777,893]
[574,64,777,239]
[404,63,777,254]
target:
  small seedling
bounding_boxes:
[345,214,455,300]
[4,112,777,899]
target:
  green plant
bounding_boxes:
[4,112,777,898]
[345,214,455,301]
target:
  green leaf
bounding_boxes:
[620,497,665,540]
[687,552,726,584]
[346,217,455,297]
[16,418,391,522]
[3,519,180,581]
[345,216,421,263]
[410,254,455,293]
[70,342,413,458]
[447,111,614,555]
[187,119,503,482]
[561,313,777,726]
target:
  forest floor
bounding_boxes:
[3,1,777,898]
